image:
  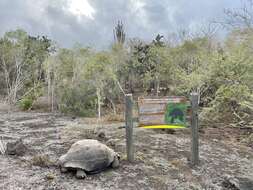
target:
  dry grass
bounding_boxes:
[31,96,50,111]
[135,151,147,162]
[45,173,55,180]
[31,154,54,167]
[61,124,96,141]
[104,113,124,122]
[170,159,183,168]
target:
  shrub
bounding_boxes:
[202,84,253,124]
[31,154,53,167]
[18,97,33,110]
[58,85,97,117]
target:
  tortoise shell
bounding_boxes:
[59,139,117,172]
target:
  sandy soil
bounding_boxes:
[0,106,253,190]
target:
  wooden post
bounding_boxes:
[191,93,199,165]
[125,94,134,162]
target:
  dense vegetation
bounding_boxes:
[0,5,252,128]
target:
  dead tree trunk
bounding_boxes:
[96,87,101,119]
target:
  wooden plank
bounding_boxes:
[139,114,165,126]
[138,96,187,104]
[138,103,166,114]
[125,94,134,162]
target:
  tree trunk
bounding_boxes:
[96,87,101,119]
[1,57,11,103]
[155,75,160,97]
[51,78,54,112]
[108,97,116,115]
[47,70,51,108]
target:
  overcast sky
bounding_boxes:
[0,0,243,48]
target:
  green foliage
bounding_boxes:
[18,97,33,110]
[59,85,97,117]
[44,46,96,115]
[18,83,43,110]
[83,52,115,86]
[213,84,251,111]
[1,28,253,127]
[0,29,54,103]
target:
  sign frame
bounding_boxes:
[124,94,199,165]
[137,96,190,128]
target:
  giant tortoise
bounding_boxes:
[58,139,120,179]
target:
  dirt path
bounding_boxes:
[0,109,253,190]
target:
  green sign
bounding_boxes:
[164,103,187,126]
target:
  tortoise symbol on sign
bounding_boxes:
[165,103,187,126]
[169,108,184,124]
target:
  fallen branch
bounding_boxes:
[0,137,6,155]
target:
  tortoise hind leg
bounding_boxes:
[76,169,87,179]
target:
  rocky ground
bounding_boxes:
[0,103,253,190]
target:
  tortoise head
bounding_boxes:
[111,152,120,168]
[115,152,120,160]
[57,154,66,167]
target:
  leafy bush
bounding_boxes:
[201,84,253,125]
[18,97,33,110]
[58,85,97,117]
[18,84,43,110]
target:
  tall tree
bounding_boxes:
[222,0,253,29]
[0,29,54,104]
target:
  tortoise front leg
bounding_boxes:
[60,166,68,173]
[76,169,87,179]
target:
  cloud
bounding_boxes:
[0,0,242,48]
